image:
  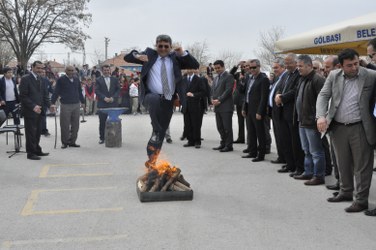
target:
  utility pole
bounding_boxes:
[104,37,110,60]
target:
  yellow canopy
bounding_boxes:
[274,13,376,56]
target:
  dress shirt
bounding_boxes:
[334,74,361,123]
[268,71,287,107]
[146,56,175,96]
[5,78,16,101]
[245,76,255,103]
[104,76,110,91]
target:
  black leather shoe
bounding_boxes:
[327,194,353,202]
[61,144,68,149]
[195,144,201,149]
[373,167,376,172]
[252,157,264,162]
[233,139,245,144]
[271,159,286,164]
[277,166,293,173]
[293,174,313,180]
[183,143,194,147]
[365,208,376,216]
[326,182,340,190]
[27,154,41,160]
[345,202,368,213]
[289,171,303,177]
[220,147,233,152]
[242,154,257,158]
[213,145,225,150]
[98,140,104,144]
[36,152,49,156]
[166,138,172,144]
[180,136,186,141]
[69,143,80,147]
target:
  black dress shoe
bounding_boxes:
[98,140,104,144]
[183,143,194,147]
[271,159,286,164]
[242,154,257,158]
[364,208,376,216]
[233,139,245,144]
[195,144,201,149]
[327,194,353,202]
[289,171,303,177]
[220,147,233,152]
[277,166,293,173]
[252,157,264,162]
[373,167,376,172]
[61,144,68,149]
[166,138,172,144]
[293,174,313,180]
[36,152,49,156]
[345,202,368,213]
[213,145,225,150]
[180,136,186,141]
[69,143,80,147]
[243,148,250,153]
[326,182,340,190]
[27,154,41,160]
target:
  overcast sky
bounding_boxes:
[34,0,376,67]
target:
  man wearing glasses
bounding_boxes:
[241,59,269,162]
[124,34,199,168]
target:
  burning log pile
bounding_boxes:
[137,161,192,192]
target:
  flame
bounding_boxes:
[147,159,177,176]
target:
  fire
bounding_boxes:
[147,160,178,176]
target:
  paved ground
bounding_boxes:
[0,111,375,250]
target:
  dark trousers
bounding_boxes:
[322,135,333,175]
[288,120,305,172]
[246,113,266,156]
[235,104,245,141]
[24,115,42,156]
[144,94,174,164]
[271,117,285,161]
[98,112,108,141]
[4,101,20,125]
[215,111,233,148]
[184,108,203,145]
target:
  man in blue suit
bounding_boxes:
[95,64,120,144]
[124,34,199,168]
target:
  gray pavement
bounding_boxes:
[0,111,375,250]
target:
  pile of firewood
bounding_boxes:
[137,166,192,192]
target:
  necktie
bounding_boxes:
[161,57,171,100]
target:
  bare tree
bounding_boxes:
[90,49,104,66]
[186,41,211,66]
[216,50,242,70]
[0,0,92,69]
[0,40,14,68]
[254,26,285,72]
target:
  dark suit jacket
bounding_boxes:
[278,69,300,122]
[0,77,19,103]
[124,48,199,104]
[212,71,234,113]
[242,72,269,116]
[95,76,120,108]
[181,74,206,113]
[19,73,50,118]
[229,66,245,106]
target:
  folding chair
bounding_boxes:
[0,109,26,158]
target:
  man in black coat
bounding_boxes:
[124,34,199,167]
[181,69,206,148]
[19,61,52,160]
[95,64,121,144]
[241,59,269,162]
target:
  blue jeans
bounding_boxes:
[299,127,326,178]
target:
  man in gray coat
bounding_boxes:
[316,48,376,213]
[211,60,234,152]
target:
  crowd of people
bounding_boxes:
[1,35,376,217]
